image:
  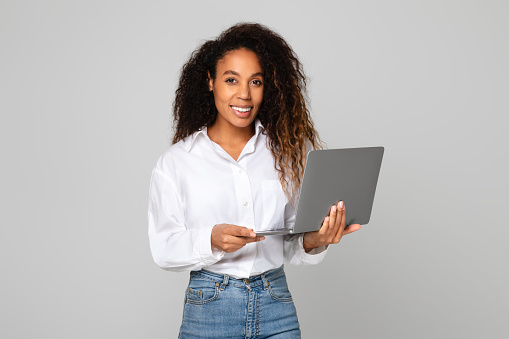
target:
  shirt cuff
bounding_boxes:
[196,225,225,266]
[294,234,328,264]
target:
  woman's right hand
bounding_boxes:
[211,224,265,253]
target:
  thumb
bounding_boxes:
[344,224,361,235]
[230,225,256,238]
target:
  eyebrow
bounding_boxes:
[223,70,263,77]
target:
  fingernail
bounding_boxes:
[260,236,265,241]
[339,201,344,209]
[332,205,337,212]
[250,232,256,237]
[325,216,330,222]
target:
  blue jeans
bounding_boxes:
[178,265,301,339]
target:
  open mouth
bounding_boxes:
[230,105,253,113]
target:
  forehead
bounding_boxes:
[216,48,263,74]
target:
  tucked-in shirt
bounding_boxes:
[148,119,328,278]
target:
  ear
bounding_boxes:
[207,71,213,91]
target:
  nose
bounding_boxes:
[237,82,251,100]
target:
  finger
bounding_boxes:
[220,237,245,253]
[244,236,265,243]
[343,224,361,235]
[319,216,330,235]
[333,201,344,231]
[327,204,337,232]
[229,225,256,238]
[340,202,346,230]
[225,234,250,246]
[334,201,346,240]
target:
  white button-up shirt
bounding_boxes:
[148,119,327,278]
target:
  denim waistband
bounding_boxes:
[190,265,286,289]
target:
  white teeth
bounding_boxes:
[231,106,252,112]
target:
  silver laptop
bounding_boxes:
[256,146,384,236]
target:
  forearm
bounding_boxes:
[149,225,224,272]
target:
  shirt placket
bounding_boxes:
[231,160,255,228]
[232,158,257,277]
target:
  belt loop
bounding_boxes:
[260,273,269,290]
[220,274,229,291]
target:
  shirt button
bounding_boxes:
[243,202,248,207]
[238,169,243,174]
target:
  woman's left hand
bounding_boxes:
[302,201,361,252]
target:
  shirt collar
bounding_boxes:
[183,119,265,153]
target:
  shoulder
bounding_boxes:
[153,128,209,172]
[152,138,190,177]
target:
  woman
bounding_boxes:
[148,22,361,338]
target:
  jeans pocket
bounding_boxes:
[267,273,293,303]
[185,277,220,305]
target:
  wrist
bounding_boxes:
[302,236,316,252]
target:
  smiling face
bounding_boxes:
[208,48,264,131]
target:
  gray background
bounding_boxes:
[1,0,507,338]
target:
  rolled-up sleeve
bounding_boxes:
[282,202,328,265]
[284,234,328,265]
[147,154,224,271]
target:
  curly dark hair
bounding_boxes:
[172,22,324,199]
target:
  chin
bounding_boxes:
[232,116,256,128]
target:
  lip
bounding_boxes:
[230,105,253,118]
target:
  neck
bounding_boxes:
[207,119,256,147]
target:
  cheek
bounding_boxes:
[213,87,234,104]
[254,90,264,105]
[249,86,263,103]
